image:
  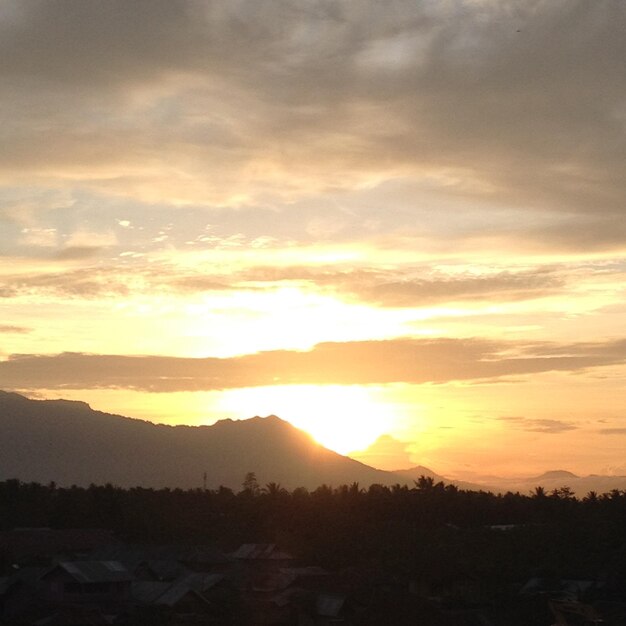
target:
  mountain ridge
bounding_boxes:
[3,391,625,495]
[0,391,414,490]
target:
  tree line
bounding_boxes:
[2,476,626,586]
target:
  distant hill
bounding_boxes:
[0,391,413,490]
[392,465,445,483]
[465,469,626,497]
[532,470,580,481]
[392,466,490,492]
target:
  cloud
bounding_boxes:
[54,246,105,261]
[240,265,567,306]
[349,434,414,471]
[18,227,57,248]
[339,269,564,307]
[171,276,234,292]
[0,260,569,307]
[0,267,131,299]
[1,1,625,246]
[498,416,577,434]
[598,428,626,436]
[0,325,31,334]
[0,263,235,300]
[1,336,625,392]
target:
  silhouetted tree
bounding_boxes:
[241,472,260,496]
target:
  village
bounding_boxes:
[2,525,625,625]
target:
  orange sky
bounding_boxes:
[1,1,625,479]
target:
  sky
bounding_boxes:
[1,0,625,480]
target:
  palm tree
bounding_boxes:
[263,482,287,497]
[583,490,598,503]
[415,475,435,491]
[533,486,546,498]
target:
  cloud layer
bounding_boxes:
[0,261,568,306]
[1,1,625,247]
[3,337,625,392]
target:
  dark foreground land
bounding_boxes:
[1,477,626,624]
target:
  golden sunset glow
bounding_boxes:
[210,385,402,455]
[2,0,626,480]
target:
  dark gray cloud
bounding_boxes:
[1,1,625,247]
[0,0,199,86]
[498,416,577,434]
[2,337,625,392]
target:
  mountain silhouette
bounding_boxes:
[392,465,446,482]
[8,391,618,495]
[532,469,579,481]
[461,468,626,496]
[0,391,416,490]
[392,465,488,492]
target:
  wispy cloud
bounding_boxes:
[0,325,31,334]
[333,268,564,307]
[498,416,577,434]
[0,262,568,306]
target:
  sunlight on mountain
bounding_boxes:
[213,384,401,455]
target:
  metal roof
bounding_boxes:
[54,561,132,583]
[132,581,171,604]
[232,543,293,560]
[133,576,221,607]
[184,572,225,593]
[155,580,209,608]
[280,566,328,577]
[316,593,346,617]
[142,559,189,582]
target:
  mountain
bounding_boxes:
[0,391,411,490]
[458,469,626,497]
[532,470,579,481]
[392,466,491,492]
[392,465,445,483]
[496,472,626,496]
[6,391,622,496]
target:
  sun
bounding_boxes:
[213,384,399,455]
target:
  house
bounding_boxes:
[132,574,240,623]
[90,542,231,578]
[40,561,132,607]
